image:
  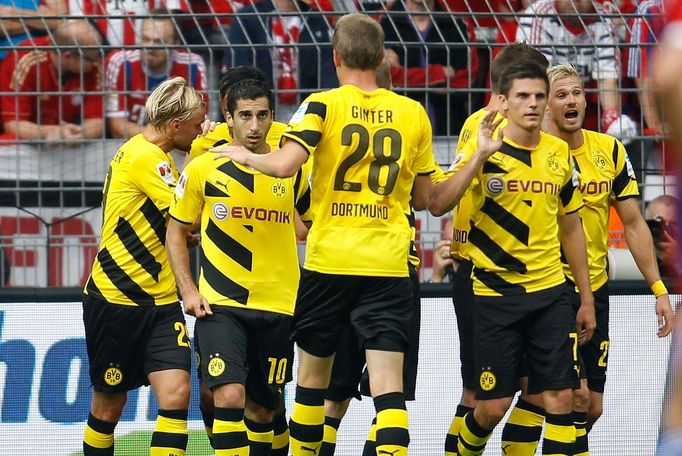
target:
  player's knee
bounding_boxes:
[162,379,191,409]
[91,392,127,423]
[325,398,350,420]
[246,400,276,424]
[572,385,591,412]
[200,383,214,411]
[213,382,246,409]
[477,398,513,427]
[587,400,603,425]
[543,388,574,414]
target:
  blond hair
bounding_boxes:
[146,77,205,128]
[333,13,384,70]
[547,64,584,90]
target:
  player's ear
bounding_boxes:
[226,112,234,128]
[332,50,341,68]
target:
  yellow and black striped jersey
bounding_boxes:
[562,130,639,290]
[454,132,583,296]
[85,134,179,306]
[189,121,289,161]
[282,84,438,277]
[447,108,507,261]
[169,153,310,315]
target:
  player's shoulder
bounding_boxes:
[539,131,570,152]
[582,128,620,151]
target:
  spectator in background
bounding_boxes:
[516,0,638,144]
[380,0,475,135]
[67,0,185,48]
[646,194,679,279]
[105,10,207,139]
[227,0,338,122]
[0,19,104,141]
[628,0,667,136]
[0,0,67,61]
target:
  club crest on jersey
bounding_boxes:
[104,365,123,386]
[272,179,287,199]
[546,155,561,174]
[212,202,229,221]
[208,353,226,377]
[157,161,176,185]
[592,151,608,171]
[486,176,505,195]
[175,172,188,197]
[480,368,496,391]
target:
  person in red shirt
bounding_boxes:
[105,10,208,139]
[0,19,104,141]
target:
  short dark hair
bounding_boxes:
[219,66,268,103]
[491,43,549,93]
[498,63,549,97]
[226,79,274,115]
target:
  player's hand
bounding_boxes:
[576,295,596,345]
[384,48,399,67]
[186,232,200,248]
[431,239,454,283]
[210,144,252,165]
[182,290,212,318]
[476,109,504,162]
[656,294,675,337]
[200,118,220,136]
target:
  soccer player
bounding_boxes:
[438,62,596,456]
[211,13,438,456]
[542,63,674,454]
[429,42,550,456]
[166,79,310,456]
[189,66,304,456]
[318,59,441,456]
[82,77,205,456]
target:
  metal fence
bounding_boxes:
[0,1,676,286]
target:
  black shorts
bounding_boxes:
[452,259,476,390]
[569,282,610,393]
[82,294,191,393]
[474,283,580,400]
[194,306,293,411]
[293,270,413,357]
[326,273,421,402]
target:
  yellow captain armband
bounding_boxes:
[651,280,668,298]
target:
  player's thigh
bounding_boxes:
[83,294,155,393]
[452,260,476,391]
[351,275,413,353]
[144,303,192,378]
[525,284,580,394]
[579,284,610,393]
[293,270,355,358]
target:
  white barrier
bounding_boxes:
[0,296,673,455]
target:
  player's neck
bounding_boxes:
[143,127,174,153]
[504,123,541,149]
[485,94,501,111]
[338,68,379,92]
[548,123,584,150]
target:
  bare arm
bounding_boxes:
[614,197,674,337]
[0,0,67,33]
[108,117,145,139]
[636,76,665,134]
[166,218,212,318]
[598,78,620,112]
[4,120,81,141]
[210,139,309,177]
[558,211,596,344]
[429,110,503,216]
[656,43,682,154]
[410,175,432,211]
[81,118,105,139]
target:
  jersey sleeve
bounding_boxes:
[0,52,36,123]
[611,138,640,199]
[129,150,178,212]
[559,149,584,215]
[169,158,206,224]
[280,94,326,154]
[411,103,438,175]
[104,51,128,118]
[293,162,312,221]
